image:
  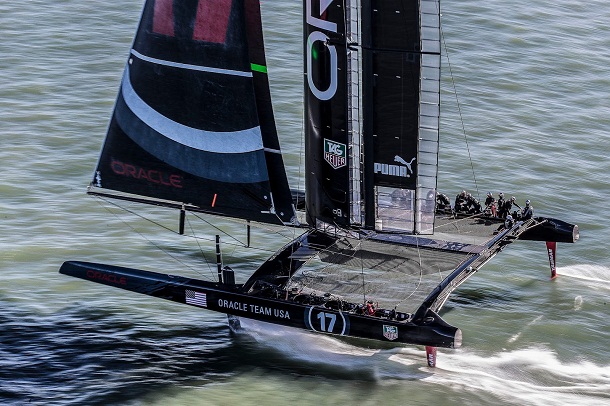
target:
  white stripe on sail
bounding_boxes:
[263,147,282,154]
[130,49,253,78]
[120,67,264,154]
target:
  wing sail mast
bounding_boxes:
[304,0,441,234]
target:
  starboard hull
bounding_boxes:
[60,260,461,349]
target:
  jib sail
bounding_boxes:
[304,0,441,234]
[91,0,295,226]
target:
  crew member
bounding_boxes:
[511,196,522,212]
[501,196,516,218]
[454,190,467,214]
[497,192,505,210]
[521,199,534,219]
[436,192,451,214]
[497,193,508,218]
[365,301,376,316]
[425,190,436,213]
[465,193,482,214]
[485,192,496,217]
[390,189,411,208]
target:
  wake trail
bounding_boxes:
[556,264,610,287]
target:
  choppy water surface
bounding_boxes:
[1,1,609,405]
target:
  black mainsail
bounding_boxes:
[60,0,578,367]
[92,0,295,225]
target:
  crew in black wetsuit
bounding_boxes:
[501,196,515,218]
[497,192,507,218]
[511,196,522,213]
[521,199,534,219]
[436,192,451,214]
[390,188,411,208]
[484,192,496,216]
[454,190,467,214]
[501,196,522,218]
[497,192,505,208]
[465,193,482,214]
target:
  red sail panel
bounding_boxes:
[193,0,233,44]
[152,0,174,36]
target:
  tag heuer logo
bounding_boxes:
[324,139,346,169]
[383,325,398,341]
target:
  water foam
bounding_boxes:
[557,264,610,284]
[234,319,610,404]
[418,347,610,406]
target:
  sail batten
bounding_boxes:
[130,49,253,77]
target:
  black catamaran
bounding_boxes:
[60,0,578,366]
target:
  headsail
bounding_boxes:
[304,0,440,234]
[92,0,295,225]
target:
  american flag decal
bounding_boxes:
[185,290,207,307]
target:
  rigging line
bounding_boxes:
[296,236,365,293]
[184,212,216,280]
[95,195,281,255]
[92,196,205,277]
[183,221,282,254]
[183,228,277,253]
[440,20,480,200]
[287,84,308,289]
[358,236,367,304]
[95,195,179,235]
[187,211,247,247]
[186,209,298,246]
[318,233,374,302]
[393,235,425,309]
[187,209,304,251]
